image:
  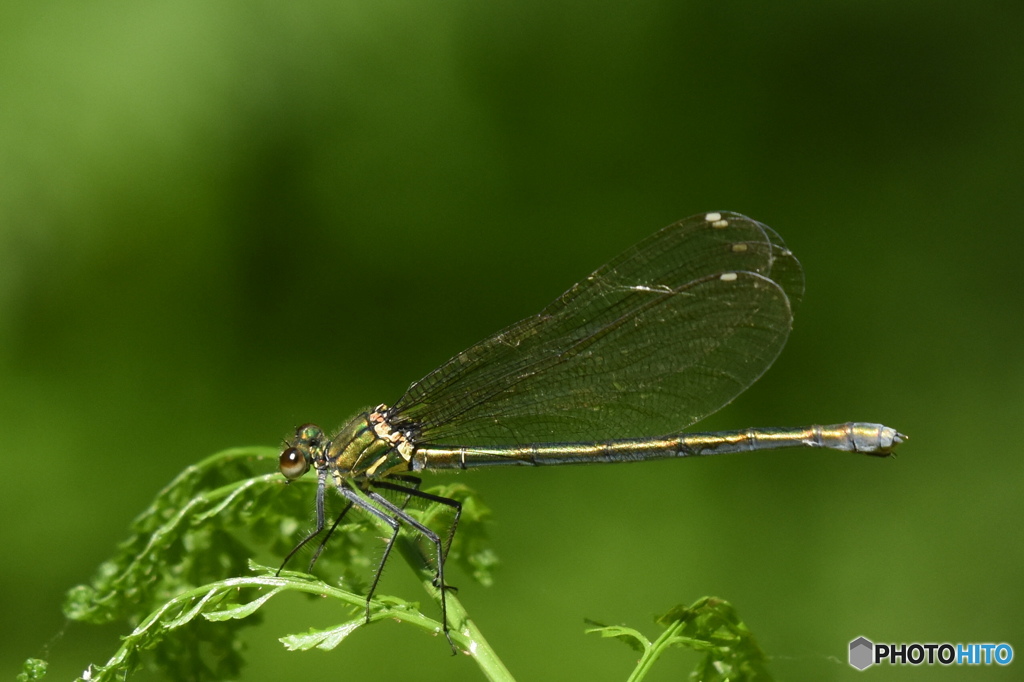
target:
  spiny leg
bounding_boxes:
[307,499,355,571]
[383,480,461,593]
[361,496,403,626]
[338,487,402,626]
[305,476,422,572]
[277,472,331,575]
[353,475,421,607]
[388,474,423,509]
[372,480,463,588]
[365,484,462,653]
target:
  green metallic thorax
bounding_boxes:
[326,411,410,482]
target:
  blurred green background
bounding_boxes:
[3,1,1022,680]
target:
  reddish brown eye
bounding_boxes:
[279,447,310,480]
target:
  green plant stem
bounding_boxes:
[79,573,454,682]
[626,619,687,682]
[395,535,515,682]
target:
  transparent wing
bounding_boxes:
[388,212,804,446]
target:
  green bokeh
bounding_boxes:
[3,2,1021,680]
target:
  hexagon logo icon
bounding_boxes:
[849,636,874,670]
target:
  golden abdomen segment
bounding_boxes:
[411,422,905,470]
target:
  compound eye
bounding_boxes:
[279,447,310,480]
[295,423,323,447]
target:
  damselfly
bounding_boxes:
[276,211,904,651]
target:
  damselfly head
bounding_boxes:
[278,423,325,480]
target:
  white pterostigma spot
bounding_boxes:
[706,212,729,229]
[731,243,748,253]
[720,272,738,282]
